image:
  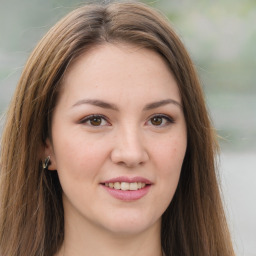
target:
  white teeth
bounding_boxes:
[129,182,138,191]
[114,182,121,190]
[104,182,147,191]
[121,182,129,190]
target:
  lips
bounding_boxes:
[101,176,152,201]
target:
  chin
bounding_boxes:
[100,211,161,236]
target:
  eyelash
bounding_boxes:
[79,114,110,127]
[146,114,175,127]
[79,114,174,127]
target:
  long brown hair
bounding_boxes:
[0,2,235,255]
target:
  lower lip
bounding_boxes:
[101,185,151,201]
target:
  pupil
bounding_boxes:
[91,117,101,126]
[152,117,162,125]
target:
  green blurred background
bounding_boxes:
[0,0,255,255]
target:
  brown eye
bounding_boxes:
[151,117,163,126]
[147,114,174,127]
[90,117,102,126]
[80,115,109,127]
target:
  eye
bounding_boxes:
[147,114,174,127]
[80,115,110,127]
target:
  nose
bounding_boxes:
[110,126,149,168]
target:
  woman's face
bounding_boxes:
[46,43,187,236]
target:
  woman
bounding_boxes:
[0,2,235,256]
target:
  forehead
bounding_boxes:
[59,43,181,107]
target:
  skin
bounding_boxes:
[46,43,187,256]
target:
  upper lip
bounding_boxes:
[101,176,152,184]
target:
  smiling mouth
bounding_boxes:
[104,182,146,191]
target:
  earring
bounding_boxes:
[43,156,51,170]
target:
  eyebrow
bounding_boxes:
[72,99,118,110]
[72,98,182,111]
[143,99,182,111]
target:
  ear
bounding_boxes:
[44,138,57,171]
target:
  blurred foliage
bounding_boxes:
[1,0,255,92]
[0,0,255,150]
[148,0,256,93]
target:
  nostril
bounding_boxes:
[110,148,149,167]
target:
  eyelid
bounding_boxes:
[146,113,175,126]
[79,114,111,126]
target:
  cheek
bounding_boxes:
[52,131,110,181]
[148,137,186,217]
[153,136,187,175]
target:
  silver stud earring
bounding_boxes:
[43,156,51,170]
